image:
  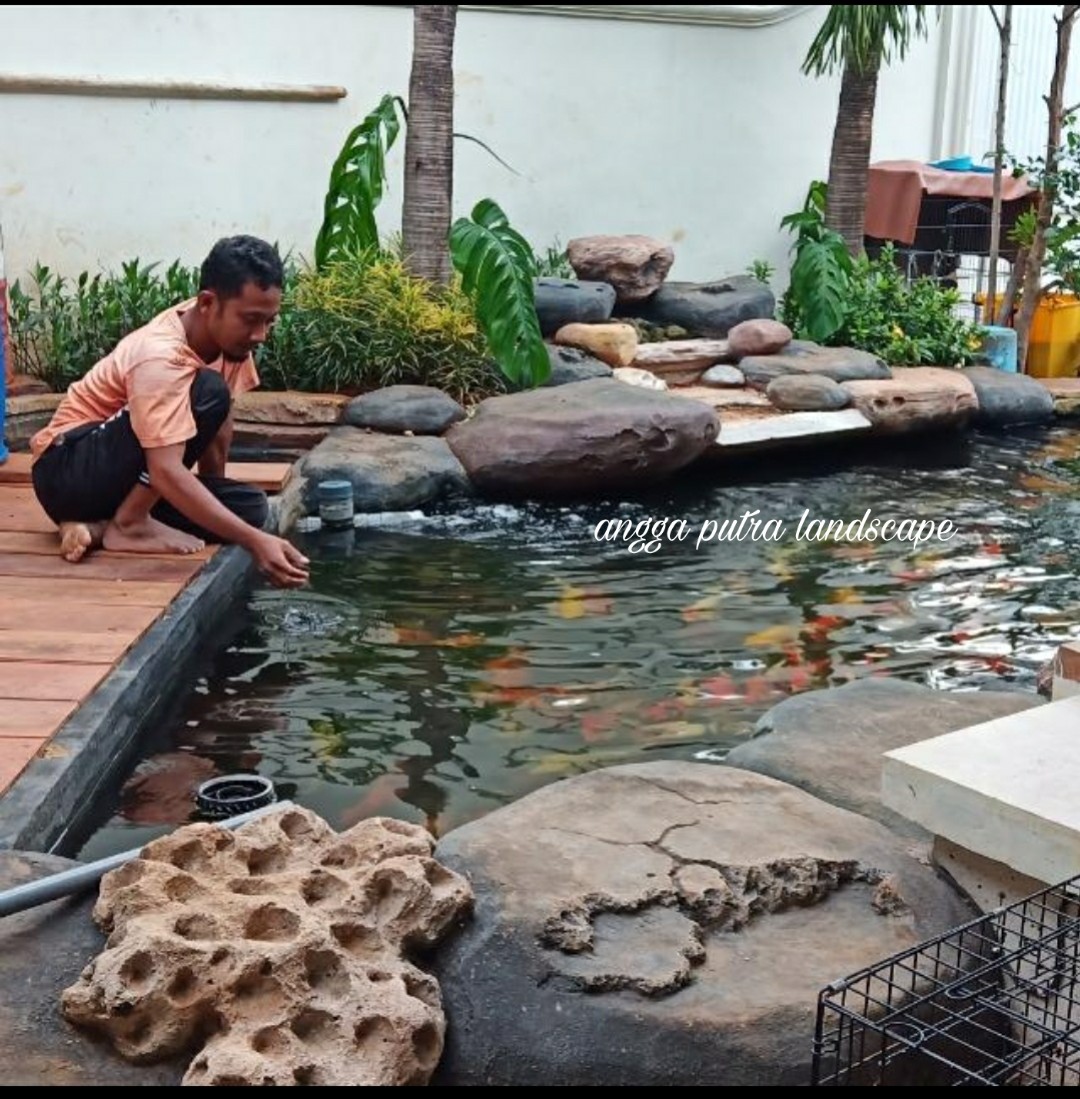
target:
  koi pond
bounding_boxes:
[78,426,1080,859]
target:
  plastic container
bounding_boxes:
[1027,292,1080,378]
[317,479,355,530]
[975,324,1018,372]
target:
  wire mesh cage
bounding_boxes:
[812,875,1080,1086]
[865,194,1033,325]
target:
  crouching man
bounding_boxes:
[30,235,309,589]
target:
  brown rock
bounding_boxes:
[233,392,348,426]
[232,423,330,452]
[727,319,792,359]
[567,234,675,304]
[842,366,978,434]
[632,338,732,385]
[61,807,472,1086]
[444,378,718,497]
[765,373,850,412]
[554,322,639,368]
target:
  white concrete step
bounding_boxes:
[882,695,1080,886]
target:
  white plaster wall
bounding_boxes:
[0,4,946,286]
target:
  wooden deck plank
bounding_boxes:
[0,699,79,739]
[0,629,140,665]
[0,552,204,583]
[0,739,46,792]
[0,600,164,634]
[0,452,291,492]
[0,661,108,701]
[0,576,180,607]
[0,528,215,560]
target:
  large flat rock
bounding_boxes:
[432,762,974,1087]
[444,379,718,498]
[727,679,1043,835]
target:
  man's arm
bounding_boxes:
[198,408,233,478]
[146,443,309,587]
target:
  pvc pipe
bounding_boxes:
[0,799,295,919]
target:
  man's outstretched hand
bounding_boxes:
[250,533,311,588]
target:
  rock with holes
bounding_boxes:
[634,276,775,337]
[430,762,973,1087]
[60,807,472,1086]
[534,278,617,335]
[841,367,978,435]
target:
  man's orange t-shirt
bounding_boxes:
[30,299,259,462]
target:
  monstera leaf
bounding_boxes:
[315,95,404,270]
[450,199,549,388]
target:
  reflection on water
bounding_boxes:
[79,428,1080,859]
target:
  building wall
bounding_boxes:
[0,5,951,285]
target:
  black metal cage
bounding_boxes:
[812,875,1080,1086]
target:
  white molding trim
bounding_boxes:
[460,5,817,28]
[0,74,345,103]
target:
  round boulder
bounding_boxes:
[765,373,850,411]
[444,378,717,498]
[534,278,617,337]
[567,235,674,305]
[554,322,638,368]
[343,385,466,435]
[431,762,975,1087]
[727,318,793,359]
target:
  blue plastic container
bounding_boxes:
[317,479,354,530]
[976,325,1019,373]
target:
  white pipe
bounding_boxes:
[0,799,295,919]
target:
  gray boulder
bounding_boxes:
[766,373,850,411]
[342,384,466,435]
[534,278,617,336]
[634,276,775,337]
[543,345,613,387]
[726,679,1042,834]
[431,762,974,1087]
[444,378,718,497]
[286,427,472,516]
[741,345,891,388]
[960,366,1055,427]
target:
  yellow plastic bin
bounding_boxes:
[1027,292,1080,378]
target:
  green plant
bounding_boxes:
[258,254,501,400]
[9,259,200,390]
[779,181,854,341]
[746,258,775,285]
[314,94,404,270]
[832,244,983,366]
[534,241,575,280]
[450,199,550,388]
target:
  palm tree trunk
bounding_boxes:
[1015,4,1079,370]
[825,59,879,256]
[402,5,458,286]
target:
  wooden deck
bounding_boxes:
[0,456,292,796]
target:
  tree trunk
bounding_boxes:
[1016,5,1079,369]
[986,5,1012,325]
[825,60,880,257]
[402,5,458,285]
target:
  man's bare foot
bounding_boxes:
[103,516,205,555]
[58,521,106,563]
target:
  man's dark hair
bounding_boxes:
[199,235,284,299]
